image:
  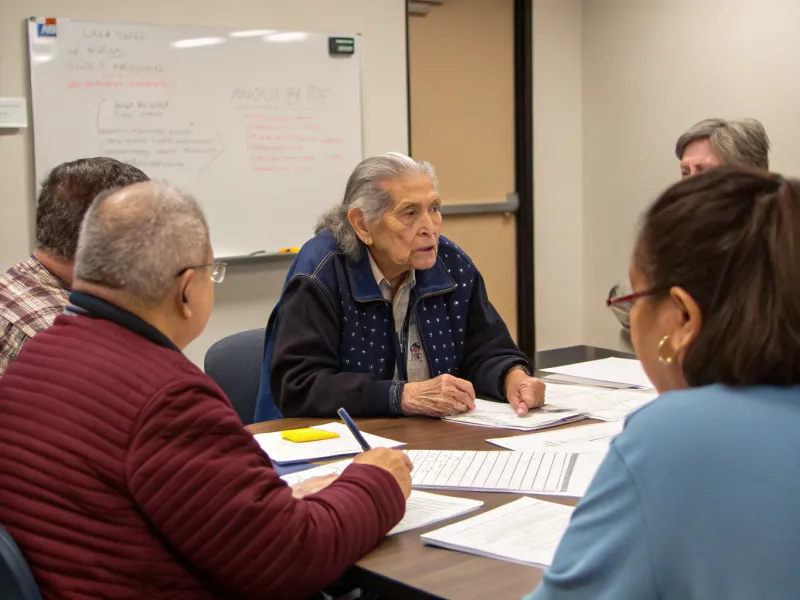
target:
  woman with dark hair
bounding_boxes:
[528,166,800,599]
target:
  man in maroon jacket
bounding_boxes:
[0,181,412,599]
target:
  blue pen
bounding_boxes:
[337,407,372,451]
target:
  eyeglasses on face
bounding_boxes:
[605,285,668,308]
[175,262,227,284]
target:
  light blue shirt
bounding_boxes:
[527,384,800,600]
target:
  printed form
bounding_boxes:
[421,497,574,568]
[407,449,603,498]
[541,384,657,422]
[443,398,585,431]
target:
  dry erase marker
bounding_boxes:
[337,407,372,451]
[279,247,301,254]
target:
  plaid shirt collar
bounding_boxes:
[0,256,70,338]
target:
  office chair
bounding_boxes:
[0,525,42,600]
[204,328,267,426]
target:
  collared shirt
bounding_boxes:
[0,256,69,378]
[368,252,430,383]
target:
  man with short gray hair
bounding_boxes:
[0,180,412,598]
[675,117,770,179]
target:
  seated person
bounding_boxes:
[607,117,771,342]
[0,157,149,377]
[529,166,800,599]
[255,152,545,421]
[0,181,411,599]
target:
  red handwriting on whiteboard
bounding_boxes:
[245,112,325,174]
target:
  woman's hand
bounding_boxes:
[401,374,476,417]
[505,368,546,416]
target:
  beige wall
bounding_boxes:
[581,0,800,350]
[532,0,584,350]
[533,0,800,353]
[0,0,408,366]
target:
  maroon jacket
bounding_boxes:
[0,293,405,600]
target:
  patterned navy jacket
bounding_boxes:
[254,231,532,421]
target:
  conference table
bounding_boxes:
[246,345,632,599]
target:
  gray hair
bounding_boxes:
[315,152,439,261]
[675,118,770,170]
[75,181,210,306]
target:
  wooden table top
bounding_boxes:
[247,416,586,600]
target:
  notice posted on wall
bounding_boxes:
[0,97,28,128]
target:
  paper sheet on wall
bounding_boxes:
[443,398,586,431]
[487,421,624,454]
[0,98,27,128]
[254,422,404,465]
[280,459,484,535]
[421,496,574,568]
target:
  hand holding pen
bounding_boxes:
[338,407,413,499]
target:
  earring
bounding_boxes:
[365,237,372,245]
[657,335,675,364]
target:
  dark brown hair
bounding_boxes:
[36,157,149,260]
[636,166,800,387]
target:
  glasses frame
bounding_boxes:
[175,262,227,284]
[606,285,671,308]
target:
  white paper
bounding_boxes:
[421,496,574,568]
[407,449,603,498]
[0,98,28,128]
[542,383,657,421]
[254,422,404,465]
[487,421,624,454]
[542,357,654,389]
[280,460,484,535]
[443,398,586,431]
[279,458,353,485]
[388,491,484,535]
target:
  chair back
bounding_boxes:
[0,525,43,600]
[204,328,266,426]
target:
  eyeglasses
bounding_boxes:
[175,262,227,284]
[606,285,668,308]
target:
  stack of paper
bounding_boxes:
[254,422,404,465]
[407,449,603,498]
[487,421,624,454]
[542,383,657,422]
[421,497,574,568]
[443,398,585,431]
[542,357,654,389]
[281,459,484,535]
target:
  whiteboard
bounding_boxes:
[27,18,363,258]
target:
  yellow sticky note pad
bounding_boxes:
[281,428,341,443]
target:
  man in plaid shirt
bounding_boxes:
[0,158,149,377]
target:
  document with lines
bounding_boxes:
[407,449,604,498]
[421,497,574,568]
[281,459,484,535]
[486,421,624,454]
[443,398,586,431]
[541,383,657,422]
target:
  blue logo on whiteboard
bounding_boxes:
[37,23,57,37]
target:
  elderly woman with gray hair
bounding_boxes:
[608,117,771,334]
[254,152,545,421]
